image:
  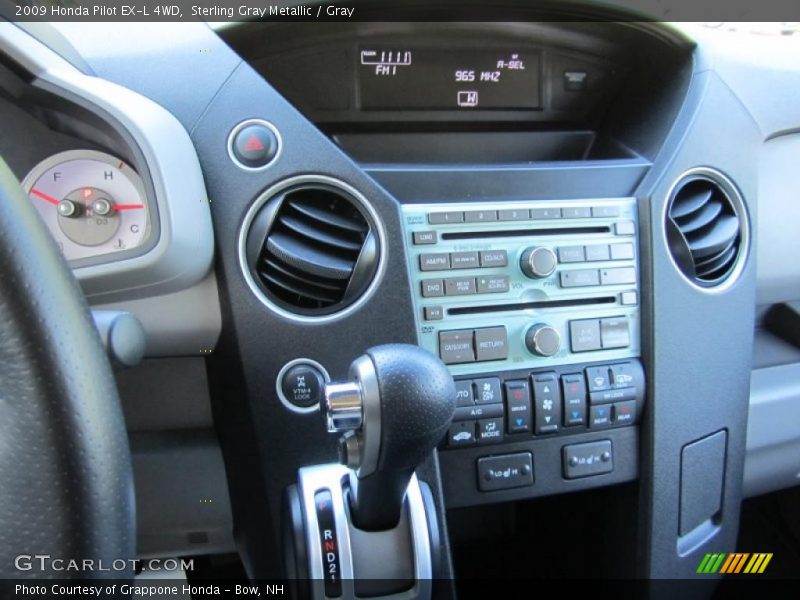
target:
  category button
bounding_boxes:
[477,275,510,294]
[439,329,475,364]
[419,253,451,271]
[450,251,480,269]
[475,326,509,361]
[445,277,477,296]
[479,250,509,268]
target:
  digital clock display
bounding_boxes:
[358,47,541,110]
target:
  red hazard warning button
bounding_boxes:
[228,120,280,169]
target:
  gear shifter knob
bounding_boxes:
[323,344,456,531]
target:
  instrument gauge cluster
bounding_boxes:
[22,149,152,263]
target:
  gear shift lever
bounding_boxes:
[322,344,456,531]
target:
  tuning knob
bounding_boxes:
[520,247,557,279]
[525,324,561,357]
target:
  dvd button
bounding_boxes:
[421,279,444,297]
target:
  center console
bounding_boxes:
[401,198,645,507]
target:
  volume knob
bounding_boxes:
[525,324,561,357]
[520,247,557,279]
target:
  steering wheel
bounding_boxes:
[0,157,135,578]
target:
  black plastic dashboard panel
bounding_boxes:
[36,17,766,585]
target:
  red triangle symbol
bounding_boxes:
[243,134,265,152]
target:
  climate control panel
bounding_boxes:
[401,198,641,377]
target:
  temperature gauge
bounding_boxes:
[22,149,150,262]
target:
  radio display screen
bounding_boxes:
[357,47,541,110]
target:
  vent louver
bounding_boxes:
[666,172,745,287]
[244,182,379,316]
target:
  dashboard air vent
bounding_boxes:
[243,182,379,317]
[665,172,745,287]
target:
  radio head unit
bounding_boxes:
[401,198,641,377]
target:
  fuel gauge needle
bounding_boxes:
[114,204,145,211]
[30,188,60,206]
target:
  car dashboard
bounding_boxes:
[0,10,799,587]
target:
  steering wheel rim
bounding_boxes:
[0,157,135,579]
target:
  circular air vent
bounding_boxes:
[665,169,748,289]
[240,176,384,320]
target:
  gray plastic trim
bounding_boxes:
[662,166,750,294]
[745,363,800,497]
[0,23,214,303]
[237,174,388,324]
[297,464,432,600]
[226,118,283,172]
[275,358,331,415]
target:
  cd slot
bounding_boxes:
[441,226,610,241]
[448,296,616,316]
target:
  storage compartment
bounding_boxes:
[333,130,639,165]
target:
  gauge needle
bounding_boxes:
[31,189,143,211]
[30,188,60,205]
